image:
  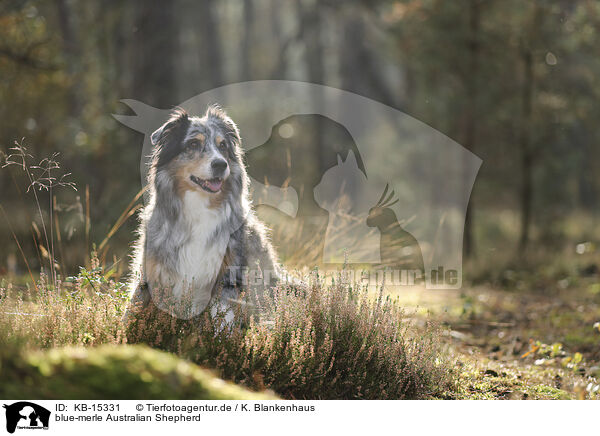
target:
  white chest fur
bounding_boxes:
[173,191,231,312]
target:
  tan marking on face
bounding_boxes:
[172,162,196,197]
[193,133,206,143]
[169,150,228,202]
[170,155,209,198]
[215,135,224,145]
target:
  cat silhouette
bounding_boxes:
[314,151,382,264]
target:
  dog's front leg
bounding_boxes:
[210,285,238,329]
[123,282,151,324]
[209,238,246,326]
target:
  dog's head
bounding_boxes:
[149,106,244,201]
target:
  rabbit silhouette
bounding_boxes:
[366,184,424,276]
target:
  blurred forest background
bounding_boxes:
[1,0,600,281]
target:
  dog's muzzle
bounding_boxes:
[190,175,224,193]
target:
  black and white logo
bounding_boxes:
[3,402,50,434]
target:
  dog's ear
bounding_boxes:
[151,108,190,146]
[151,108,191,167]
[205,104,241,145]
[150,126,163,146]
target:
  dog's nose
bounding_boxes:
[211,159,228,174]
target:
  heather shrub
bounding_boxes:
[128,272,456,399]
[2,263,456,399]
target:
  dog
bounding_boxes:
[127,105,281,323]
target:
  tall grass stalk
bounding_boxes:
[1,140,76,288]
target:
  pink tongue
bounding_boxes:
[206,179,223,192]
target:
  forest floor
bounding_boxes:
[392,284,600,399]
[1,269,599,399]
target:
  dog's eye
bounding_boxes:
[218,140,227,151]
[187,140,202,151]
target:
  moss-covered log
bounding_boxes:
[0,344,276,400]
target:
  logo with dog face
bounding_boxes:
[3,402,50,433]
[116,80,481,295]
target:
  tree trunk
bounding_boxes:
[132,0,178,107]
[338,8,398,108]
[199,0,224,88]
[518,2,542,253]
[462,0,481,259]
[518,47,534,252]
[55,0,82,117]
[297,0,326,175]
[241,0,254,81]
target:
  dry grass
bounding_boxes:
[0,256,128,349]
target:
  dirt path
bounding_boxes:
[388,285,600,399]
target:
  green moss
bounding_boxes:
[528,384,572,400]
[0,344,276,400]
[563,332,599,350]
[447,358,578,400]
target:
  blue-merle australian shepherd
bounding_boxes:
[127,106,281,323]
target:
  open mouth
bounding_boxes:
[190,175,223,193]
